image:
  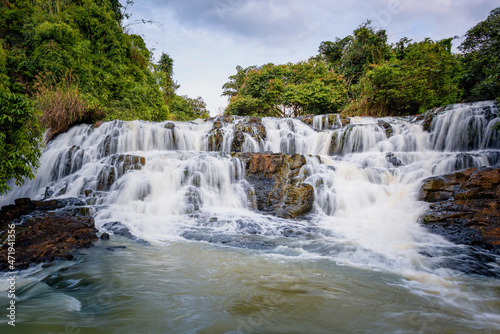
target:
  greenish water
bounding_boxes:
[2,237,499,334]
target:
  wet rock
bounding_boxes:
[231,129,246,152]
[420,106,446,132]
[234,153,314,219]
[298,114,350,130]
[102,221,135,239]
[230,117,267,152]
[102,221,148,244]
[164,122,176,144]
[164,122,175,130]
[386,152,404,167]
[101,232,110,240]
[378,120,393,138]
[0,198,97,271]
[207,117,228,152]
[96,154,146,191]
[419,167,500,252]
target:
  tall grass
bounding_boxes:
[33,70,103,141]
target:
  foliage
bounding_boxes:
[319,21,391,85]
[0,91,43,194]
[354,38,463,116]
[33,70,103,140]
[225,59,347,117]
[459,7,500,101]
[317,21,465,116]
[170,95,209,121]
[0,0,202,126]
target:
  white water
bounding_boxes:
[1,101,500,333]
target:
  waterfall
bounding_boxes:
[0,101,498,259]
[1,101,500,332]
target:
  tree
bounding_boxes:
[354,38,463,115]
[319,21,391,85]
[225,59,347,117]
[459,7,500,101]
[222,65,258,101]
[156,52,178,104]
[170,95,209,120]
[0,92,43,194]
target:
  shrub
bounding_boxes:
[33,70,103,140]
[0,92,43,193]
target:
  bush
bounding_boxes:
[0,92,43,193]
[33,70,103,140]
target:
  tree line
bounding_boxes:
[223,8,500,118]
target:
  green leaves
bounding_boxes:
[459,7,500,101]
[224,59,347,118]
[356,39,463,116]
[0,92,43,194]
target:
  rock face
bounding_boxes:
[0,198,97,271]
[418,167,500,252]
[235,152,314,219]
[207,115,266,152]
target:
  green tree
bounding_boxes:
[221,65,258,101]
[354,38,463,115]
[459,7,500,101]
[0,92,43,194]
[225,59,347,117]
[319,21,391,85]
[170,95,209,121]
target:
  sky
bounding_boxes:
[121,0,498,116]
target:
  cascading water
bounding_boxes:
[1,101,499,333]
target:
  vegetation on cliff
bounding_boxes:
[0,0,207,192]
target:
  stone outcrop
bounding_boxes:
[234,152,314,219]
[418,167,500,252]
[0,198,97,271]
[96,154,146,191]
[298,113,350,130]
[231,117,267,152]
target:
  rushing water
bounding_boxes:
[1,101,500,333]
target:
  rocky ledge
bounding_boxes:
[234,152,314,219]
[418,166,500,252]
[0,198,97,271]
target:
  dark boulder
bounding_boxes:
[234,153,314,219]
[96,154,146,191]
[418,167,500,252]
[0,198,97,271]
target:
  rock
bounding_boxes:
[96,154,146,191]
[164,122,175,130]
[378,120,393,138]
[299,113,350,130]
[102,221,148,244]
[207,118,227,152]
[420,106,446,132]
[230,117,267,152]
[0,198,97,271]
[386,152,404,167]
[234,153,314,219]
[231,128,246,152]
[418,167,500,252]
[101,232,110,240]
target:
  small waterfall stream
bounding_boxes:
[1,101,499,333]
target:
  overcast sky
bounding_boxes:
[122,0,498,116]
